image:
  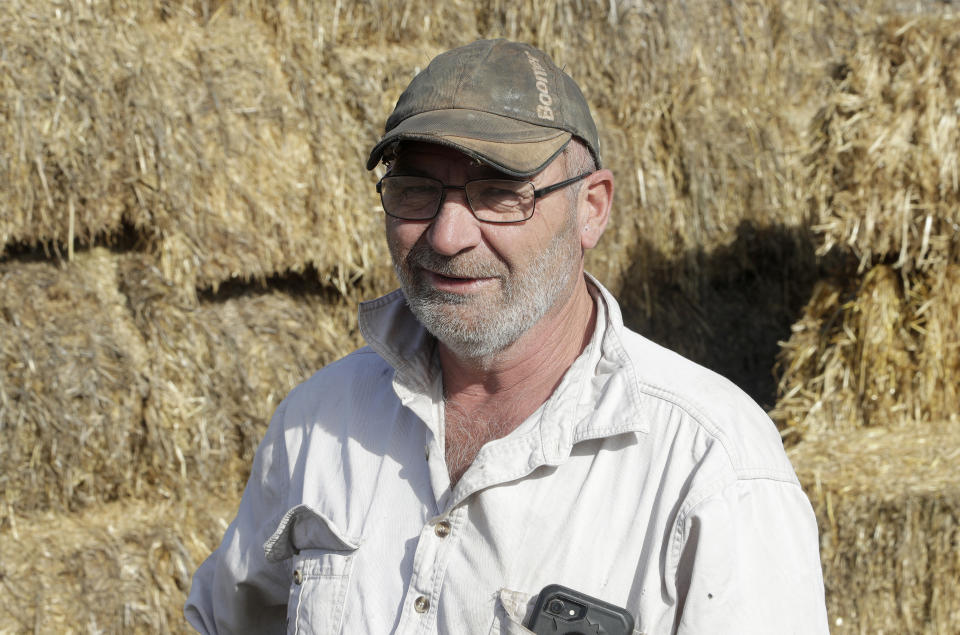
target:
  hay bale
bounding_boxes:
[0,249,150,516]
[914,264,960,417]
[807,14,960,273]
[116,11,400,296]
[772,262,960,438]
[789,425,960,633]
[0,1,399,296]
[0,249,361,517]
[582,0,852,289]
[120,255,363,503]
[772,12,960,438]
[0,495,237,633]
[0,2,132,256]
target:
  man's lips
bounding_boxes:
[421,269,497,292]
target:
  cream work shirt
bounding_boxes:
[185,277,828,634]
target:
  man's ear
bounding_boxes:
[577,169,614,249]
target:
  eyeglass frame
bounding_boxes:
[375,171,595,224]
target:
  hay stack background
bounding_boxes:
[1,249,149,513]
[807,16,960,274]
[774,16,960,438]
[1,248,361,516]
[1,0,959,632]
[0,0,406,295]
[789,425,960,632]
[0,497,237,632]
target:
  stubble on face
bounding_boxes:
[390,208,580,362]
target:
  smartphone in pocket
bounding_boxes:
[524,584,634,635]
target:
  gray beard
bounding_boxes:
[391,218,580,361]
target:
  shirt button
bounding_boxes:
[414,596,430,613]
[434,520,451,538]
[293,569,303,585]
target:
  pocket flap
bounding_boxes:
[498,588,535,624]
[490,588,537,634]
[263,504,361,562]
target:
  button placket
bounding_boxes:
[396,508,465,632]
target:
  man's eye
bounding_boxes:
[400,186,438,200]
[475,186,523,207]
[478,187,517,199]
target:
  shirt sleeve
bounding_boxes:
[184,401,293,634]
[671,477,829,635]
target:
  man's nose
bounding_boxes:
[425,188,482,256]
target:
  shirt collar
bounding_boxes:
[358,287,437,392]
[357,275,648,461]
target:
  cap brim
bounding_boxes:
[366,109,572,177]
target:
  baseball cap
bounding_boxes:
[366,39,601,177]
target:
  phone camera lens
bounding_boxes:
[547,599,565,615]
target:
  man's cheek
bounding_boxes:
[385,230,407,268]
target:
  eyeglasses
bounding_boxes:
[376,172,593,223]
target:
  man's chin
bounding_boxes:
[411,302,488,334]
[405,302,515,356]
[407,283,493,307]
[429,329,515,362]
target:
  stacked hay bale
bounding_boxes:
[773,15,960,632]
[2,0,959,631]
[0,0,404,295]
[0,496,238,632]
[0,250,150,513]
[774,15,960,435]
[789,427,960,633]
[121,255,363,502]
[0,251,362,632]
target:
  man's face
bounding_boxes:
[384,143,584,360]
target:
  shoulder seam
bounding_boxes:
[668,475,808,576]
[634,380,746,467]
[635,381,798,483]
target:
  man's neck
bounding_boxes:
[440,276,598,483]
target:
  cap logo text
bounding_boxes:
[525,52,554,121]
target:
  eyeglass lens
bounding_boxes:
[379,176,535,223]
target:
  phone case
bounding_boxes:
[524,584,635,635]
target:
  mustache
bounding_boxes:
[406,243,506,279]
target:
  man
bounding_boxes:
[186,39,828,634]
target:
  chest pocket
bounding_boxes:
[264,505,360,635]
